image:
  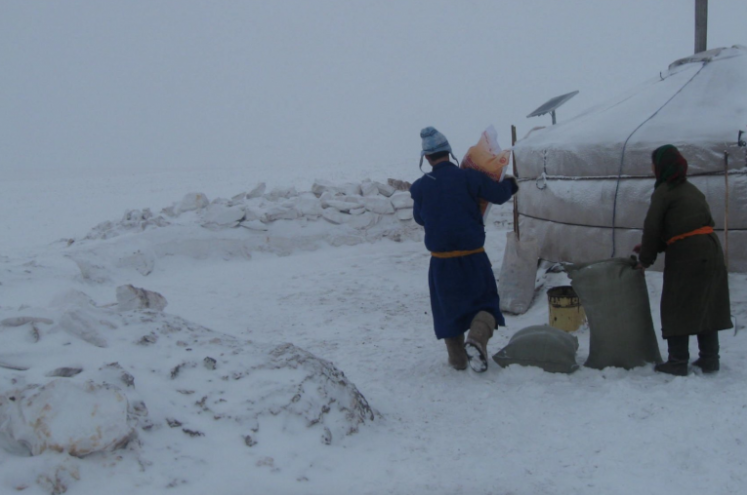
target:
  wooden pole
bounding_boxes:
[695,0,708,54]
[724,151,730,269]
[511,125,520,239]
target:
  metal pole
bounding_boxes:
[511,125,520,239]
[695,0,708,54]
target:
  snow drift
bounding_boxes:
[0,285,374,493]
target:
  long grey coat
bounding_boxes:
[639,180,732,338]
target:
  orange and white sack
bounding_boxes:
[461,125,511,216]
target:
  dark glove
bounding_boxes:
[505,176,519,195]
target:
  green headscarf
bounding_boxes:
[652,144,688,189]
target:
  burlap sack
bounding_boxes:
[492,325,579,374]
[566,258,662,370]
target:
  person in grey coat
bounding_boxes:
[635,144,732,376]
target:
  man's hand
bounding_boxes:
[634,262,646,271]
[504,176,519,195]
[632,244,642,254]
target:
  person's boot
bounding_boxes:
[654,335,690,376]
[465,311,495,373]
[444,334,468,371]
[693,331,720,373]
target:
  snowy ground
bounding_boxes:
[1,167,747,495]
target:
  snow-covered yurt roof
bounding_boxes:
[513,45,747,271]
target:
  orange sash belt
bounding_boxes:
[667,226,714,246]
[431,247,485,259]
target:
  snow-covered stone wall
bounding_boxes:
[68,179,421,281]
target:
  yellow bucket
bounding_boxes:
[547,286,586,332]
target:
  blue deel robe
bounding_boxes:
[409,162,517,339]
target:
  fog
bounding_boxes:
[2,1,745,179]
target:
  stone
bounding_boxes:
[262,204,299,222]
[395,208,414,221]
[347,212,378,230]
[116,285,168,312]
[0,380,135,457]
[311,180,334,197]
[137,334,158,345]
[361,197,395,215]
[266,187,297,201]
[390,192,414,209]
[360,181,379,196]
[202,204,246,229]
[45,367,83,378]
[387,178,412,191]
[375,181,396,197]
[340,183,362,196]
[247,183,266,199]
[120,209,155,229]
[321,208,349,225]
[321,427,333,445]
[100,362,135,388]
[178,193,209,213]
[324,200,360,213]
[294,197,324,218]
[231,192,247,203]
[161,205,177,217]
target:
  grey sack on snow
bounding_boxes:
[566,258,662,370]
[492,325,579,374]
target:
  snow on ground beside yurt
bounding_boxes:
[1,167,747,495]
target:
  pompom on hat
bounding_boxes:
[419,126,458,177]
[420,126,452,157]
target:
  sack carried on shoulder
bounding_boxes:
[461,125,511,215]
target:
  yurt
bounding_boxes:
[513,45,747,271]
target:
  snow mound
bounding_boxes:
[0,286,374,492]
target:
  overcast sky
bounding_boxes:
[2,1,746,180]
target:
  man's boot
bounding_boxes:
[693,331,720,373]
[465,311,495,373]
[444,334,468,370]
[654,335,689,376]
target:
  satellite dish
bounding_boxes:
[527,90,579,125]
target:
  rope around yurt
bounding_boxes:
[609,61,709,257]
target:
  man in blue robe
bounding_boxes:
[410,127,518,372]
